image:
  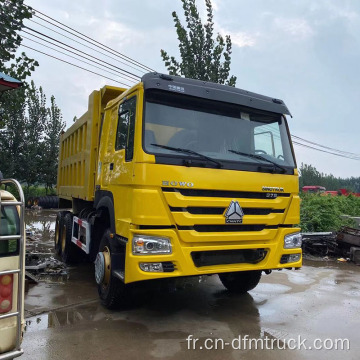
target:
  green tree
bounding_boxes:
[0,0,38,81]
[0,0,64,191]
[161,0,237,86]
[299,163,321,189]
[21,81,47,192]
[0,0,38,131]
[42,95,65,192]
[0,83,64,192]
[299,163,360,192]
[0,89,27,179]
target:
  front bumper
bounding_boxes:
[124,227,302,283]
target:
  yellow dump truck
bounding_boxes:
[55,73,301,308]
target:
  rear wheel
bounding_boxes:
[96,229,129,309]
[61,212,81,264]
[54,211,67,255]
[218,271,262,294]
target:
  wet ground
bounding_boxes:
[22,209,360,360]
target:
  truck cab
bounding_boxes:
[57,73,301,308]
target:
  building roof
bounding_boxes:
[0,72,23,92]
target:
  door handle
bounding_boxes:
[109,163,114,170]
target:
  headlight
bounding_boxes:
[284,232,302,248]
[132,235,172,255]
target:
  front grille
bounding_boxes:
[138,225,176,230]
[162,187,291,241]
[170,206,225,215]
[169,206,285,215]
[191,249,267,267]
[177,224,279,232]
[162,188,290,199]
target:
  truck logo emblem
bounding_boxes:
[224,200,244,224]
[162,180,194,187]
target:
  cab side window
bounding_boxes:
[253,122,284,159]
[115,96,136,161]
[0,205,19,256]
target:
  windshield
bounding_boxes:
[143,90,296,172]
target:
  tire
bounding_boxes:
[88,225,101,263]
[61,212,81,264]
[218,271,262,294]
[54,211,67,255]
[97,229,129,309]
[38,196,44,207]
[38,196,48,208]
[51,196,59,208]
[44,196,50,208]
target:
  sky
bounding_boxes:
[20,0,360,178]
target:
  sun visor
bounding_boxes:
[142,73,292,117]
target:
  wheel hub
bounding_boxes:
[55,221,59,245]
[95,247,111,286]
[95,252,105,284]
[61,225,66,252]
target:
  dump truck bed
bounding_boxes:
[57,85,125,201]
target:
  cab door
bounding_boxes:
[100,94,137,188]
[108,94,137,188]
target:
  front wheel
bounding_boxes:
[218,271,262,294]
[96,230,129,309]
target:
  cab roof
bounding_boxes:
[141,72,291,117]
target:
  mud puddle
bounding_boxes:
[25,208,58,253]
[25,209,68,281]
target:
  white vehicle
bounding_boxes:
[0,175,25,360]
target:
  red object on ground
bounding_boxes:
[324,191,338,196]
[339,189,360,197]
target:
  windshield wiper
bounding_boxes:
[151,144,223,168]
[228,150,286,173]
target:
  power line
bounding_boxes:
[21,44,131,86]
[30,6,155,73]
[20,46,360,161]
[252,124,360,160]
[292,134,360,157]
[21,30,138,84]
[27,18,145,74]
[292,141,360,160]
[22,36,136,83]
[24,26,140,81]
[21,6,358,161]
